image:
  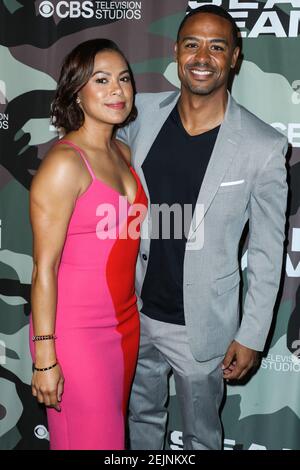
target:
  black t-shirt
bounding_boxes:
[141,105,220,325]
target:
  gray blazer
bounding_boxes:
[117,91,288,362]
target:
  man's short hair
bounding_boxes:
[177,5,239,48]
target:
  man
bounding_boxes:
[117,5,288,450]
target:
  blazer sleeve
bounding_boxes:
[234,136,288,351]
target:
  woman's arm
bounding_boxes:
[30,147,82,410]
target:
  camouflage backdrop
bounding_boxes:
[0,0,299,450]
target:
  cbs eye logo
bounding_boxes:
[39,1,55,18]
[34,425,49,440]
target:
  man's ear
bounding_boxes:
[174,43,178,63]
[231,46,240,69]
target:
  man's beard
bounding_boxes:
[184,78,217,96]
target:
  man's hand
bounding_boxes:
[222,340,259,381]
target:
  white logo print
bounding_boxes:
[34,425,49,440]
[38,1,142,20]
[39,1,55,17]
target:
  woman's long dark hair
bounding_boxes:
[51,39,137,133]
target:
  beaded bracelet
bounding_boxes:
[32,334,57,342]
[34,362,58,372]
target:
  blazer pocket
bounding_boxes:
[216,269,240,295]
[217,180,245,193]
[220,179,245,187]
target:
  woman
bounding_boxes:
[29,39,147,450]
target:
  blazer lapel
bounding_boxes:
[187,94,243,241]
[134,91,180,170]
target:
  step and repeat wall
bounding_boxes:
[0,0,300,450]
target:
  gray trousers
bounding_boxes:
[128,313,224,450]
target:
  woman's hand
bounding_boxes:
[32,364,64,412]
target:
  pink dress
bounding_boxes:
[30,139,147,450]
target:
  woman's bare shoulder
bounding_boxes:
[41,143,83,170]
[35,143,84,178]
[30,143,84,194]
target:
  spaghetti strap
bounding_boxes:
[56,139,96,180]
